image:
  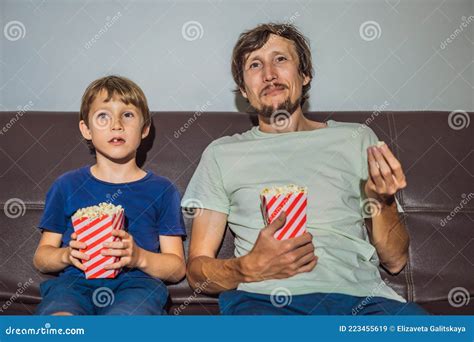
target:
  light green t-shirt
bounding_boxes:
[182,119,406,302]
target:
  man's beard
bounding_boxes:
[254,96,300,119]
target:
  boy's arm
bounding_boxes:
[102,231,186,282]
[33,231,88,273]
[137,235,186,282]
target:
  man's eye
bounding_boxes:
[276,56,287,62]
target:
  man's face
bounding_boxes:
[79,89,149,162]
[240,34,310,117]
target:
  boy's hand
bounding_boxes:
[66,232,89,271]
[102,230,142,270]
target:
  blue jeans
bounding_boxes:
[219,290,429,315]
[36,274,168,315]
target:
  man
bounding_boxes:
[182,23,427,315]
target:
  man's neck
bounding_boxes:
[91,153,146,184]
[257,107,326,133]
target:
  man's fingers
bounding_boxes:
[283,231,314,250]
[378,144,405,183]
[368,148,385,188]
[294,251,317,268]
[297,256,318,273]
[288,241,315,261]
[265,212,287,233]
[372,147,395,189]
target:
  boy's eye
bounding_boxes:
[93,112,111,129]
[123,112,134,118]
[249,61,261,69]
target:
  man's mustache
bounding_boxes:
[260,83,288,97]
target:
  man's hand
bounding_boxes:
[365,142,407,206]
[241,212,318,282]
[102,230,143,270]
[364,142,409,274]
[66,232,89,271]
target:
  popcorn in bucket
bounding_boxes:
[72,202,124,279]
[260,185,308,240]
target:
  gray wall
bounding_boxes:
[1,0,473,113]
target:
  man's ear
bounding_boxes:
[240,87,248,99]
[302,73,311,86]
[141,124,150,139]
[79,120,92,140]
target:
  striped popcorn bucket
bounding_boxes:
[72,208,125,279]
[260,185,308,240]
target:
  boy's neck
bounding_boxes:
[91,154,146,184]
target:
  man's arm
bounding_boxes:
[365,198,409,274]
[364,144,409,274]
[186,209,317,294]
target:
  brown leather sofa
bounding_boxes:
[0,110,472,315]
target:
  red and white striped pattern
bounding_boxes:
[261,191,307,240]
[72,209,124,279]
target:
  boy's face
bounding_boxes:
[240,34,310,116]
[79,89,150,162]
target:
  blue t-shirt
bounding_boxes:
[38,166,186,279]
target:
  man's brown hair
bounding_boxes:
[80,75,151,129]
[231,23,314,106]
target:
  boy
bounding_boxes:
[33,75,186,315]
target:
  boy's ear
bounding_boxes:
[79,120,92,140]
[141,124,150,139]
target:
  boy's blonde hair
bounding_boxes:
[80,75,151,129]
